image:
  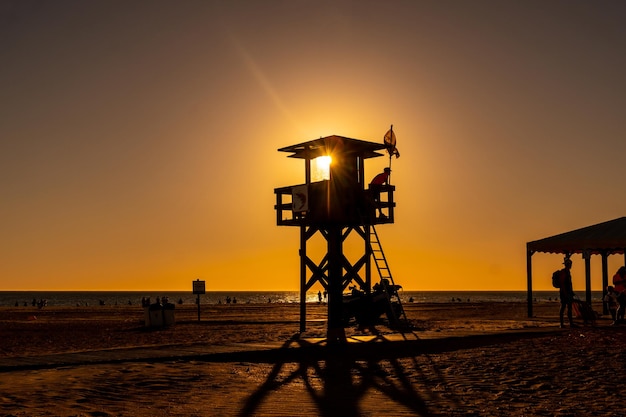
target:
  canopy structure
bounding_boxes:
[526,217,626,317]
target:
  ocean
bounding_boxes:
[0,290,605,308]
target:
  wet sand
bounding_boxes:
[1,301,624,416]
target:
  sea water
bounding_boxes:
[0,290,604,308]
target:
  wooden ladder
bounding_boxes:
[369,224,410,329]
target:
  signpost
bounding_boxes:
[192,278,206,322]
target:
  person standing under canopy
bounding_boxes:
[557,257,577,328]
[612,266,626,325]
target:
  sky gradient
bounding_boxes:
[2,1,625,291]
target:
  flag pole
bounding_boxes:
[388,124,393,181]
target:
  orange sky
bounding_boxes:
[1,1,625,291]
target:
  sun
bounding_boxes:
[316,155,332,171]
[312,155,332,181]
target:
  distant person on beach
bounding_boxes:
[612,267,626,324]
[557,257,577,328]
[369,167,391,218]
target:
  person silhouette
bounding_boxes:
[370,167,391,218]
[612,266,626,324]
[557,257,577,328]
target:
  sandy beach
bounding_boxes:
[1,301,625,416]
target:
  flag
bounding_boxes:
[383,126,400,158]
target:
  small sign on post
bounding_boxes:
[192,278,205,322]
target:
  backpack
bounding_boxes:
[551,270,562,288]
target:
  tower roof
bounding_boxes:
[278,135,386,159]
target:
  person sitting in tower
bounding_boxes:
[370,167,391,218]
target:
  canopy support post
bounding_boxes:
[602,251,609,316]
[583,251,592,305]
[526,247,534,318]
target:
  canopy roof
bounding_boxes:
[278,135,386,159]
[527,217,626,256]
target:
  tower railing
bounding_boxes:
[274,184,395,226]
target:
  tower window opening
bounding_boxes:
[311,155,332,182]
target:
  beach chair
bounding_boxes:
[572,297,598,325]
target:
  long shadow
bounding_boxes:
[234,330,550,417]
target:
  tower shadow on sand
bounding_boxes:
[235,331,543,417]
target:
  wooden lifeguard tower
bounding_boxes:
[274,134,404,342]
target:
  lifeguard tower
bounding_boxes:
[274,134,405,342]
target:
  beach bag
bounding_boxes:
[551,270,562,288]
